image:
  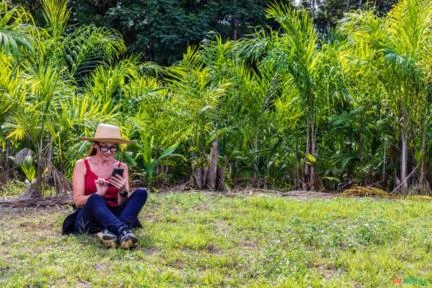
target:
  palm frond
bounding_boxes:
[85,58,140,101]
[233,28,274,62]
[0,2,35,56]
[41,0,71,38]
[64,25,126,78]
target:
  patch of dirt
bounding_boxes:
[214,221,230,235]
[18,221,55,230]
[167,258,185,269]
[142,247,160,255]
[240,240,259,252]
[205,243,221,254]
[79,280,90,288]
[218,188,339,200]
[157,188,340,200]
[280,190,339,199]
[94,263,104,272]
[143,212,157,223]
[315,264,339,280]
[0,205,67,217]
[0,195,71,209]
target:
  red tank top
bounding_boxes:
[83,158,122,207]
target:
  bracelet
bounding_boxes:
[119,189,129,197]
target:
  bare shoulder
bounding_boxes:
[75,158,85,167]
[74,158,86,173]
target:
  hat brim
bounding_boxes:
[79,137,135,144]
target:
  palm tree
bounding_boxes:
[264,3,346,189]
[339,0,432,192]
[200,35,287,188]
[165,47,228,189]
[0,0,127,198]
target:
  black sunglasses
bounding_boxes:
[97,143,118,153]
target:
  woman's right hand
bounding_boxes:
[95,177,109,196]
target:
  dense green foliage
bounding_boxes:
[16,0,271,65]
[11,0,398,65]
[0,0,431,195]
[1,192,432,286]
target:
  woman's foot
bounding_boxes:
[96,229,118,249]
[118,229,138,249]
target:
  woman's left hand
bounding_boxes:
[109,174,127,191]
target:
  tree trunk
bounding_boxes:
[231,0,238,40]
[3,140,10,182]
[400,130,408,193]
[295,131,300,188]
[232,18,239,40]
[253,129,259,186]
[34,140,44,198]
[191,148,204,189]
[22,180,38,199]
[194,168,204,189]
[216,167,225,191]
[194,167,209,190]
[310,121,316,189]
[419,128,426,193]
[193,142,225,191]
[303,115,316,190]
[207,141,218,190]
[33,137,50,198]
[303,118,311,190]
[382,138,387,184]
[202,167,208,188]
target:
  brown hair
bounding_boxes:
[87,142,98,156]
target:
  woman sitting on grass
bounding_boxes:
[62,123,148,249]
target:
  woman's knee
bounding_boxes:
[132,188,148,202]
[86,193,105,207]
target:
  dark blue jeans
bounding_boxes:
[74,188,148,235]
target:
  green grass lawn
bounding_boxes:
[0,192,431,287]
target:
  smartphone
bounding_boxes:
[112,167,124,177]
[110,167,124,186]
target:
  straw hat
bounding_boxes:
[80,123,134,144]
